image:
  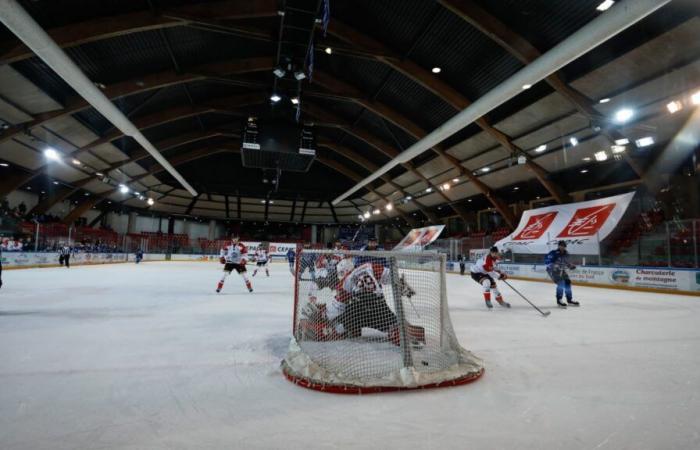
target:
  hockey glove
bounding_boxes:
[498,271,508,281]
[219,256,226,264]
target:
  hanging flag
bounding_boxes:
[307,40,314,81]
[322,0,331,36]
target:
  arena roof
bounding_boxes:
[0,0,698,225]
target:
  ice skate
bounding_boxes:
[567,299,580,306]
[557,299,567,308]
[485,300,493,309]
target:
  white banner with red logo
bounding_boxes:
[393,225,445,251]
[495,192,635,254]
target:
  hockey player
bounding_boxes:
[58,244,72,268]
[299,245,317,282]
[545,241,579,307]
[252,245,270,277]
[300,258,424,347]
[286,247,296,274]
[216,236,253,293]
[470,246,510,309]
[135,248,144,264]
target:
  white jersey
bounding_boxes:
[470,254,501,279]
[220,242,248,264]
[255,249,269,263]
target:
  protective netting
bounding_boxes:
[282,249,484,393]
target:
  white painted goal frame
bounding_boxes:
[282,249,484,394]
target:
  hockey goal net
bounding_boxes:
[282,249,484,393]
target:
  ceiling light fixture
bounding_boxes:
[363,211,370,219]
[635,136,654,148]
[72,159,81,165]
[690,91,700,105]
[270,94,281,103]
[580,169,589,174]
[294,71,306,81]
[614,138,629,145]
[481,167,490,172]
[273,67,286,78]
[596,0,615,12]
[442,183,450,190]
[613,108,634,123]
[666,100,682,114]
[599,98,611,103]
[291,97,300,105]
[594,151,608,162]
[535,144,547,153]
[611,145,626,153]
[325,47,332,55]
[44,148,60,161]
[0,163,8,167]
[147,198,154,206]
[522,84,532,90]
[431,67,441,74]
[452,178,459,183]
[425,187,432,193]
[373,209,380,215]
[386,203,393,211]
[583,157,592,162]
[569,137,579,146]
[119,184,129,194]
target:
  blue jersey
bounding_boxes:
[286,249,295,262]
[545,249,570,270]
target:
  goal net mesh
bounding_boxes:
[282,249,483,393]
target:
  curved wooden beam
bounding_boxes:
[322,20,570,205]
[0,57,273,146]
[306,101,469,224]
[317,138,431,223]
[27,130,239,216]
[308,70,516,227]
[2,92,260,198]
[61,144,237,224]
[0,0,278,64]
[438,0,644,178]
[315,155,412,224]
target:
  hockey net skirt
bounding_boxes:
[282,250,484,393]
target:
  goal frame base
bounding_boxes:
[281,361,485,395]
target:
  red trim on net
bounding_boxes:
[282,366,485,394]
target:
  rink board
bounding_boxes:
[449,262,700,295]
[1,252,128,269]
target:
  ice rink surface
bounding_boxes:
[1,261,699,450]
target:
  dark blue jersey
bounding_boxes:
[286,249,295,262]
[545,249,570,270]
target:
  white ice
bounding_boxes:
[1,261,699,450]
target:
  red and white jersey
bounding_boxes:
[255,249,268,263]
[220,242,248,264]
[470,254,501,279]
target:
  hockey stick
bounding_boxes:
[502,280,551,317]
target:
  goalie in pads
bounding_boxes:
[299,258,424,347]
